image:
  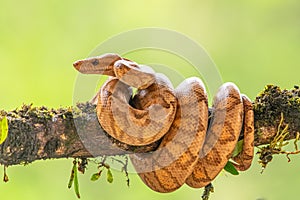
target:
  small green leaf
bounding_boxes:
[73,162,81,199]
[68,172,74,188]
[107,168,113,183]
[68,162,76,189]
[232,139,244,157]
[0,116,8,144]
[224,161,239,175]
[68,160,80,198]
[90,171,102,181]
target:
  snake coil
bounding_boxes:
[73,53,254,193]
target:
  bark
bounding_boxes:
[0,85,299,166]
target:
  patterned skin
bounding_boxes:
[73,54,254,192]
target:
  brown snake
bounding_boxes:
[73,53,254,192]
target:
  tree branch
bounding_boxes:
[0,85,299,166]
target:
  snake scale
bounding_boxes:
[73,53,254,192]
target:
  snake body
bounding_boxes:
[73,53,254,192]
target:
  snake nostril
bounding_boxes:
[73,61,81,71]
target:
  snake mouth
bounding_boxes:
[73,60,99,74]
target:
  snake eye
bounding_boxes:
[92,59,99,66]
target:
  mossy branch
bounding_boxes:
[0,85,299,166]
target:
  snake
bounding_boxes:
[73,53,254,192]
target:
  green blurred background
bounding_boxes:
[0,0,299,200]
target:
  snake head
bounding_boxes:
[73,53,121,76]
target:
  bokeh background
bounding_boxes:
[1,0,299,200]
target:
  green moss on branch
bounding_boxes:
[253,85,300,146]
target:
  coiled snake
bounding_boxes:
[73,53,254,192]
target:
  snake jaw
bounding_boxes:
[73,53,121,76]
